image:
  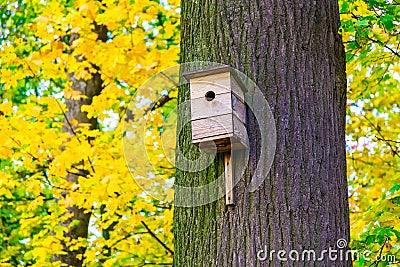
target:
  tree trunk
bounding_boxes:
[53,25,107,266]
[174,0,350,266]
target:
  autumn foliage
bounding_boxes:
[0,0,399,266]
[0,0,179,266]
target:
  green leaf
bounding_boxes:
[391,229,400,240]
[346,52,355,62]
[355,19,370,27]
[380,15,395,32]
[390,196,400,205]
[388,183,400,194]
[366,235,376,245]
[341,2,350,13]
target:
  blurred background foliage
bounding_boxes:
[0,0,398,266]
[340,0,400,265]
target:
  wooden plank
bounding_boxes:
[232,94,246,124]
[233,115,249,148]
[191,93,245,123]
[192,133,233,145]
[191,113,233,141]
[182,65,231,80]
[190,72,231,99]
[183,65,247,95]
[224,152,234,205]
[194,137,247,153]
[230,77,245,101]
[191,92,232,121]
[191,115,248,151]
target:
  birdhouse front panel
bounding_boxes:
[189,72,231,99]
[183,66,248,152]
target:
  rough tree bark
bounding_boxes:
[53,25,107,266]
[174,0,350,266]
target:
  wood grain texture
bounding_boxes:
[190,72,231,99]
[192,113,234,141]
[189,72,246,101]
[174,0,350,266]
[191,92,233,120]
[191,93,246,123]
[183,64,231,79]
[230,76,245,102]
[192,114,247,151]
[231,94,246,124]
[224,152,234,205]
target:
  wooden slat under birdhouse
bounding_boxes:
[224,152,234,205]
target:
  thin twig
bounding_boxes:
[55,99,96,173]
[55,98,80,142]
[363,115,400,158]
[66,170,89,178]
[368,236,388,267]
[107,232,148,249]
[376,136,400,144]
[160,71,179,88]
[367,37,400,58]
[141,221,174,255]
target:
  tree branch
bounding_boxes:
[141,221,174,255]
[367,36,400,58]
[363,115,400,158]
[55,98,80,142]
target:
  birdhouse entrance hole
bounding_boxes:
[205,91,216,101]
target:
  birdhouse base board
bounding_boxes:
[193,136,247,153]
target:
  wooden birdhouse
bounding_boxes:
[183,65,248,206]
[183,65,248,153]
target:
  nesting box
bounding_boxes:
[183,65,248,153]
